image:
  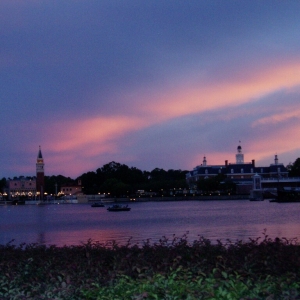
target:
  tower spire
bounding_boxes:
[37,145,43,160]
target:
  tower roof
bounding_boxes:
[37,146,43,159]
[237,142,242,153]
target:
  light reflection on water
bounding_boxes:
[0,200,300,247]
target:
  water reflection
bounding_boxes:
[0,200,300,247]
[36,205,46,245]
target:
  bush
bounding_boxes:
[0,234,300,299]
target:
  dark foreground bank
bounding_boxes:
[0,234,300,299]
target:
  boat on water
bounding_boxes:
[274,187,300,203]
[91,202,105,207]
[107,204,131,212]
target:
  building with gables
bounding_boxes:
[4,146,45,200]
[186,143,291,194]
[5,176,36,200]
[60,180,83,196]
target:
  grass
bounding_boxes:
[0,232,300,299]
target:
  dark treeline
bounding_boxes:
[287,157,300,177]
[196,173,236,195]
[0,177,6,193]
[46,161,189,196]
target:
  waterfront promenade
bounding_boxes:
[0,194,250,205]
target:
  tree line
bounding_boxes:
[46,161,189,197]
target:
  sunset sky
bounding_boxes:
[1,1,300,179]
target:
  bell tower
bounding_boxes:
[36,146,45,200]
[203,156,207,166]
[236,142,244,164]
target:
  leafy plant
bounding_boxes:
[0,234,300,299]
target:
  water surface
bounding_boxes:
[0,200,299,246]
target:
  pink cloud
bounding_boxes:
[140,60,300,120]
[246,125,300,165]
[252,109,300,127]
[34,59,300,176]
[45,116,150,153]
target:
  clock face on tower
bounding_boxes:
[36,164,44,172]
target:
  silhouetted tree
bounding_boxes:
[0,177,6,193]
[43,162,188,196]
[99,178,129,197]
[45,175,75,195]
[79,171,98,194]
[197,174,235,194]
[147,168,188,193]
[287,158,300,177]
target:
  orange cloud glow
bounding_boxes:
[46,116,151,153]
[41,59,300,176]
[252,109,300,127]
[142,60,300,120]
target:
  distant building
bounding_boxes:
[186,143,290,194]
[60,180,83,196]
[5,176,36,199]
[4,146,45,200]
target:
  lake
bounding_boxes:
[0,200,300,247]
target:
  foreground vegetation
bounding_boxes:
[1,233,300,299]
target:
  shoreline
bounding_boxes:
[1,195,251,205]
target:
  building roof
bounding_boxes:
[190,144,288,174]
[37,146,43,159]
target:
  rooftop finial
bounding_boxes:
[237,141,242,153]
[37,146,43,159]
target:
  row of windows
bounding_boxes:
[202,167,282,175]
[10,188,35,192]
[14,182,32,186]
[62,188,80,192]
[9,189,36,193]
